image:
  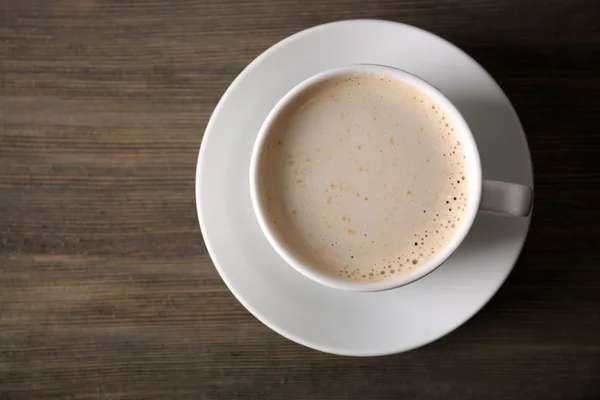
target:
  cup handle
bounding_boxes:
[480,180,533,217]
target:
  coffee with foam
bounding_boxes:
[257,72,469,282]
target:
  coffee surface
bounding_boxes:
[258,72,468,282]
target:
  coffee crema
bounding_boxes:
[257,72,468,282]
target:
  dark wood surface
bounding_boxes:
[1,1,599,399]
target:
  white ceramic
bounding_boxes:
[196,20,533,356]
[249,64,533,292]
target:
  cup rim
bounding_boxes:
[249,64,482,292]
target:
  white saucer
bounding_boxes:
[196,20,533,356]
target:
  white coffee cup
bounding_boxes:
[249,64,533,292]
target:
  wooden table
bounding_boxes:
[1,1,599,399]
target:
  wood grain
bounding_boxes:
[1,0,599,399]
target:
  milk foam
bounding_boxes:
[258,73,469,282]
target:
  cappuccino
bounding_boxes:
[257,72,469,282]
